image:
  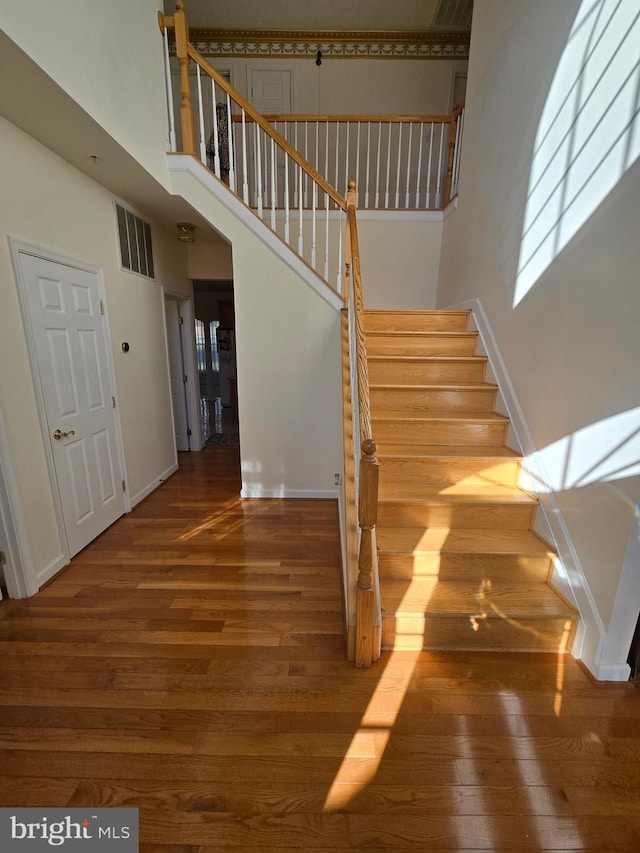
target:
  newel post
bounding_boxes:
[355,438,379,667]
[174,0,196,155]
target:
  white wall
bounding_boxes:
[170,165,344,499]
[437,0,640,677]
[358,215,442,309]
[0,116,191,588]
[215,57,467,115]
[0,0,171,186]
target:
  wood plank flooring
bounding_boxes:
[1,446,639,851]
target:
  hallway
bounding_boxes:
[0,448,639,850]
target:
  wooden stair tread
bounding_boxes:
[371,382,498,391]
[378,485,537,505]
[367,330,478,338]
[364,309,471,316]
[376,444,520,459]
[372,411,509,423]
[376,527,553,555]
[380,581,577,618]
[368,355,487,363]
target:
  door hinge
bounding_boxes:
[187,428,192,437]
[112,396,116,409]
[121,479,126,493]
[100,300,105,315]
[182,374,188,383]
[178,315,184,326]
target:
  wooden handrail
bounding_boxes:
[345,180,380,667]
[240,114,455,124]
[445,101,465,205]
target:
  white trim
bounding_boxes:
[443,297,608,677]
[161,291,183,460]
[354,208,444,222]
[443,196,459,219]
[167,155,344,312]
[0,407,38,598]
[36,553,69,588]
[240,487,338,499]
[177,297,205,451]
[596,663,631,682]
[8,238,129,558]
[130,462,179,509]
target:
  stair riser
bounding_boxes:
[379,458,521,489]
[371,388,497,414]
[377,552,553,582]
[378,501,535,529]
[364,311,470,332]
[382,615,575,652]
[366,334,477,356]
[369,361,486,385]
[372,420,508,446]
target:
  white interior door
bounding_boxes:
[18,253,125,557]
[165,298,191,452]
[250,69,292,115]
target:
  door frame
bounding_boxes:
[8,239,129,582]
[163,290,203,451]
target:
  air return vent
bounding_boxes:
[432,0,473,29]
[115,203,155,279]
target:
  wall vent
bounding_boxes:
[432,0,473,29]
[115,203,155,279]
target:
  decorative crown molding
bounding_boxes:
[180,28,470,60]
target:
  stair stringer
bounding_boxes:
[444,297,609,679]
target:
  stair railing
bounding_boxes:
[159,1,348,292]
[344,181,381,667]
[238,114,454,210]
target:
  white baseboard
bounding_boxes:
[596,663,631,682]
[130,462,179,509]
[36,553,68,588]
[240,487,338,499]
[444,297,608,675]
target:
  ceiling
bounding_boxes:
[165,0,473,32]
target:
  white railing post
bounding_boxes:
[196,65,206,164]
[226,93,236,192]
[241,110,249,203]
[162,26,177,152]
[210,80,221,178]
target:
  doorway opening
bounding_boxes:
[193,279,238,448]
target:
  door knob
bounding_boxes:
[53,429,76,440]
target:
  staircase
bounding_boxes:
[366,309,578,653]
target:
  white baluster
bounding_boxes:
[311,177,317,270]
[405,123,413,208]
[324,192,330,281]
[365,122,371,208]
[425,123,434,208]
[226,93,236,192]
[344,122,350,197]
[270,137,276,229]
[394,123,403,208]
[162,27,176,152]
[298,165,304,255]
[385,123,393,208]
[355,122,361,203]
[452,108,465,197]
[334,121,340,203]
[241,110,249,204]
[304,122,309,208]
[315,121,320,174]
[284,152,290,244]
[336,211,343,293]
[255,124,263,217]
[196,66,206,163]
[263,132,269,209]
[324,122,330,207]
[415,122,425,208]
[375,121,382,208]
[293,121,298,207]
[435,122,445,208]
[210,80,221,178]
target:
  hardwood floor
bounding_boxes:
[1,447,639,851]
